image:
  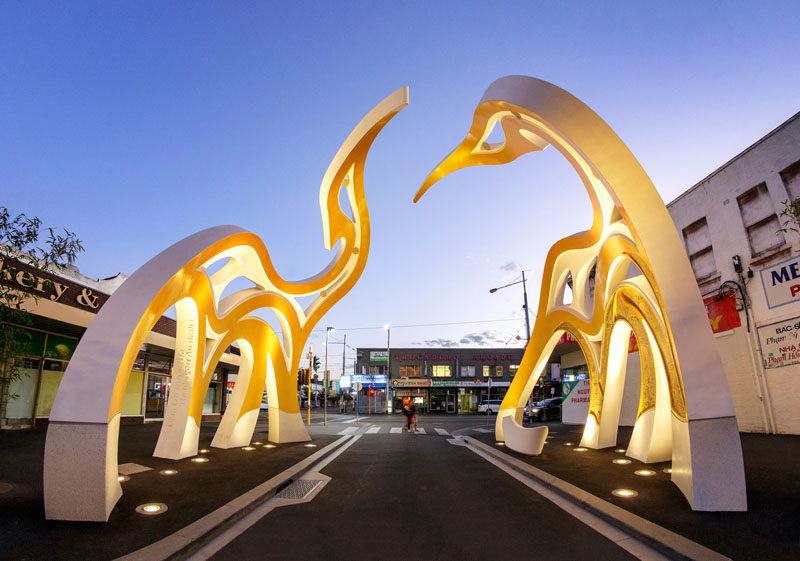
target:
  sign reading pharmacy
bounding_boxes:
[757,317,800,369]
[760,255,800,309]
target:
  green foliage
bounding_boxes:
[0,206,84,420]
[777,198,800,234]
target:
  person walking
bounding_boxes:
[403,398,418,433]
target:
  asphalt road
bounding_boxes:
[207,414,640,561]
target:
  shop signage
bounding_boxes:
[703,292,741,333]
[392,378,430,387]
[757,317,800,369]
[353,374,387,384]
[564,329,640,354]
[394,352,457,361]
[562,379,591,424]
[0,257,109,312]
[760,255,800,309]
[369,351,388,363]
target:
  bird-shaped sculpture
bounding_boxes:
[415,76,746,511]
[43,87,408,521]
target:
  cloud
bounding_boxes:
[421,338,459,347]
[458,330,505,346]
[500,261,517,272]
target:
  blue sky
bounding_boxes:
[2,2,799,376]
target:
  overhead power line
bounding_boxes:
[311,317,523,333]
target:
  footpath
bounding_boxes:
[465,422,800,561]
[0,415,338,561]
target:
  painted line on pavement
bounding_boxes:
[188,435,364,561]
[461,436,730,561]
[366,427,380,434]
[114,435,353,561]
[389,427,402,434]
[434,428,449,436]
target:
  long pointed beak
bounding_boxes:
[413,134,481,203]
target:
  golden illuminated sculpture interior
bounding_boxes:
[416,76,746,511]
[43,87,408,521]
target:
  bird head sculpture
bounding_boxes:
[414,76,747,512]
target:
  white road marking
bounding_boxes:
[337,426,359,435]
[465,442,674,561]
[434,428,449,436]
[366,427,380,434]
[415,428,426,434]
[389,427,402,434]
[341,417,358,423]
[473,428,493,433]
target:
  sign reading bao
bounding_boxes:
[757,317,800,369]
[760,255,800,309]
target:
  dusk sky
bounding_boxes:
[2,2,799,377]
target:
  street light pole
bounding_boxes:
[325,326,334,426]
[384,325,391,415]
[490,271,533,422]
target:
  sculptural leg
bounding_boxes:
[44,414,121,522]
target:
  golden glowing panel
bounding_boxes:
[43,87,408,522]
[415,76,746,511]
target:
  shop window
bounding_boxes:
[460,365,475,377]
[35,360,69,417]
[148,356,172,374]
[738,184,785,256]
[682,217,717,279]
[400,365,420,378]
[431,365,451,377]
[495,365,503,377]
[483,365,490,377]
[781,159,800,200]
[510,364,519,376]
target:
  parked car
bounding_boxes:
[526,398,562,421]
[477,399,504,414]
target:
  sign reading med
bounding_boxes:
[760,255,800,309]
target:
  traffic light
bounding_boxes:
[313,355,320,372]
[369,389,375,396]
[297,368,308,386]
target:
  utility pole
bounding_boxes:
[306,347,313,425]
[342,333,347,413]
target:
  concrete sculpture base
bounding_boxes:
[501,415,548,456]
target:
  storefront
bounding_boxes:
[2,260,238,428]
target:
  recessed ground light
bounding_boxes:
[635,469,656,477]
[612,489,638,498]
[615,448,626,453]
[564,442,574,446]
[573,447,588,452]
[159,470,178,476]
[243,446,256,451]
[663,468,673,474]
[199,449,209,454]
[191,457,209,463]
[613,459,631,465]
[118,475,130,482]
[496,442,505,446]
[304,443,317,447]
[136,502,168,515]
[252,441,263,445]
[263,444,275,448]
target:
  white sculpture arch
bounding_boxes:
[415,76,746,511]
[43,87,408,521]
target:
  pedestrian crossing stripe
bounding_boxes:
[389,427,402,434]
[434,428,449,436]
[366,427,380,434]
[336,427,359,435]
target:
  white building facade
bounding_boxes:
[559,111,800,434]
[668,111,800,434]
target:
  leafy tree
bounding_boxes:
[778,198,800,235]
[0,207,84,425]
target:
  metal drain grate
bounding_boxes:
[276,479,323,500]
